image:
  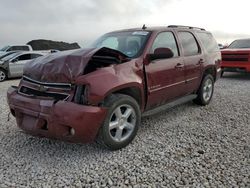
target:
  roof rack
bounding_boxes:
[168,25,205,31]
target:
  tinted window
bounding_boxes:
[179,32,199,56]
[197,32,219,53]
[11,46,29,51]
[151,32,179,57]
[16,54,32,61]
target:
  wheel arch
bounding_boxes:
[103,85,145,111]
[203,66,217,81]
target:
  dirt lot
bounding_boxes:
[0,73,249,187]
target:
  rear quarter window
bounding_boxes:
[196,32,219,53]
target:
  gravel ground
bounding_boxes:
[0,73,249,188]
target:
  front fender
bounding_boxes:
[75,61,144,106]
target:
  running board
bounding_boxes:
[142,94,197,117]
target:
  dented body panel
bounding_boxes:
[7,86,107,143]
[7,26,221,143]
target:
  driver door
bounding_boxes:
[145,31,186,110]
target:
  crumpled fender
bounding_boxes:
[75,59,145,108]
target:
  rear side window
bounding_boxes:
[197,32,219,53]
[151,32,179,57]
[10,46,29,51]
[178,32,200,56]
[16,54,32,61]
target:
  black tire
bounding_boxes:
[0,68,7,82]
[193,74,214,106]
[221,70,224,77]
[96,94,141,150]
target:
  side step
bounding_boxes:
[142,94,197,117]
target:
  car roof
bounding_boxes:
[107,25,208,34]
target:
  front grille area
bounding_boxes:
[19,86,69,100]
[22,76,72,90]
[222,53,249,62]
[18,76,72,101]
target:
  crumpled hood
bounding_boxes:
[23,47,127,83]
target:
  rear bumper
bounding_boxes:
[221,62,250,72]
[7,86,107,143]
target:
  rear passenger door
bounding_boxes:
[178,31,204,94]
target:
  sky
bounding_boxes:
[1,0,250,48]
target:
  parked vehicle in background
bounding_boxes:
[0,45,33,56]
[221,38,250,76]
[0,51,44,81]
[0,51,19,60]
[7,25,221,150]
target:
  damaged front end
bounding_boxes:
[7,47,129,143]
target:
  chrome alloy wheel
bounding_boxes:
[0,70,6,82]
[203,78,213,102]
[109,104,136,142]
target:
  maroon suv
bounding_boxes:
[7,25,221,150]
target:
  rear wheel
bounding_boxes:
[0,69,7,82]
[193,74,214,106]
[96,94,141,150]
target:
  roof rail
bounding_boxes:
[168,25,205,31]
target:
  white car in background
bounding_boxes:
[0,45,33,56]
[0,51,45,82]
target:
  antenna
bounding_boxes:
[142,24,147,30]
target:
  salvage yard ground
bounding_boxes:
[0,73,249,187]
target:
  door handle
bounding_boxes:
[175,63,184,69]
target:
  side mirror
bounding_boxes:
[149,48,174,61]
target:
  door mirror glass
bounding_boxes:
[149,47,174,60]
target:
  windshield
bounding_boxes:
[228,39,250,49]
[0,52,19,61]
[0,51,17,60]
[0,46,9,51]
[91,31,151,58]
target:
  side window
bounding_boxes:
[20,46,29,51]
[197,32,219,53]
[151,32,179,57]
[178,32,200,56]
[12,46,20,51]
[31,54,42,59]
[16,54,32,61]
[12,46,29,51]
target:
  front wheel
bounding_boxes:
[0,69,7,82]
[96,94,141,150]
[193,74,214,106]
